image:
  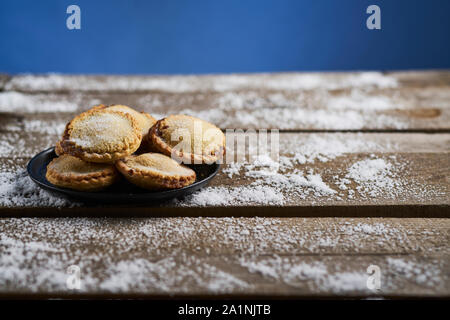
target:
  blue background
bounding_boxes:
[0,0,449,74]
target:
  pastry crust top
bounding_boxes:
[46,154,117,191]
[96,104,156,137]
[116,153,196,189]
[148,114,225,164]
[61,108,142,163]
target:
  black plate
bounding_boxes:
[27,147,220,203]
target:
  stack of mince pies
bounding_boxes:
[46,104,225,192]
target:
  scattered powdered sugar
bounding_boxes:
[2,74,406,130]
[0,169,78,208]
[182,135,387,206]
[232,108,369,130]
[177,185,285,206]
[345,72,398,89]
[344,157,404,198]
[0,131,443,208]
[343,222,399,236]
[0,91,102,113]
[233,153,338,197]
[0,73,447,296]
[281,134,395,164]
[288,172,337,195]
[180,105,407,130]
[0,91,79,113]
[177,132,444,206]
[0,138,17,158]
[0,131,60,159]
[238,253,446,294]
[327,89,400,111]
[0,74,443,207]
[240,256,329,284]
[167,86,407,130]
[335,155,444,201]
[320,271,369,293]
[1,119,66,136]
[6,72,398,92]
[181,157,338,207]
[386,257,443,286]
[0,217,446,295]
[24,120,66,136]
[347,158,393,181]
[99,256,248,293]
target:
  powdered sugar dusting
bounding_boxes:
[177,185,285,206]
[179,104,407,130]
[386,257,443,286]
[0,217,447,295]
[166,86,408,130]
[0,91,99,113]
[0,169,78,208]
[345,157,402,198]
[2,74,408,129]
[6,72,398,92]
[281,134,395,164]
[0,132,444,208]
[238,254,447,294]
[99,256,248,293]
[177,133,445,206]
[327,88,401,111]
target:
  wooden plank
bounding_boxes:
[0,72,448,300]
[0,217,448,298]
[1,127,448,160]
[1,132,448,216]
[388,71,450,87]
[1,72,449,131]
[5,71,449,93]
[2,91,450,131]
[0,74,11,91]
[0,88,447,131]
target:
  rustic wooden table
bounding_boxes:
[0,71,448,298]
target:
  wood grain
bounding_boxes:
[4,71,449,92]
[1,71,449,131]
[0,217,448,298]
[0,132,448,216]
[0,71,449,298]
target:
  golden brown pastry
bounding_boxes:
[60,107,142,163]
[94,104,156,139]
[46,154,118,191]
[148,114,225,164]
[55,140,64,156]
[115,153,196,190]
